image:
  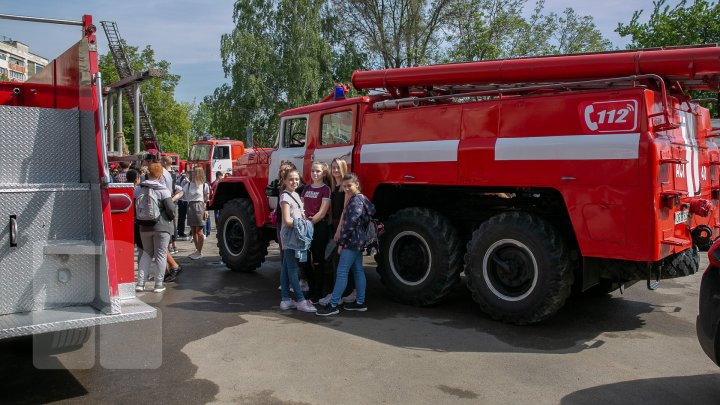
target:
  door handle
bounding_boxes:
[293,154,304,159]
[10,215,17,247]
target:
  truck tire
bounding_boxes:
[464,212,573,324]
[217,198,268,272]
[662,246,699,278]
[376,208,463,306]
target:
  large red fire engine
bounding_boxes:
[187,136,245,179]
[0,14,155,342]
[210,45,720,324]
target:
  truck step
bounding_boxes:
[0,298,156,339]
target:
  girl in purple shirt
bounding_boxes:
[301,161,331,303]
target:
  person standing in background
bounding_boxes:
[176,171,190,240]
[184,166,210,260]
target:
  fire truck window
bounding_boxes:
[282,118,307,148]
[320,111,352,145]
[214,145,230,159]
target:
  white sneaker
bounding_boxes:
[300,279,309,292]
[280,299,296,310]
[319,294,333,306]
[295,300,317,313]
[189,252,203,260]
[342,291,357,303]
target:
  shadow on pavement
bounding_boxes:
[167,242,687,355]
[0,337,88,404]
[560,373,720,405]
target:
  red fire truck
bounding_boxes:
[187,136,245,180]
[211,45,720,324]
[0,14,155,342]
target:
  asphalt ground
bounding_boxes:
[1,226,719,404]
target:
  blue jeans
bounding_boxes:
[330,248,366,306]
[280,249,305,302]
[204,213,211,236]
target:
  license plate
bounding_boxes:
[674,210,689,224]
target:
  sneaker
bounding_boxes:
[343,301,367,312]
[178,235,191,241]
[300,279,309,292]
[189,252,203,260]
[295,300,317,313]
[342,291,357,303]
[315,304,339,316]
[135,284,145,292]
[280,299,296,310]
[318,294,333,306]
[153,285,166,293]
[165,266,182,283]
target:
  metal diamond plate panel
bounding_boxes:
[79,110,99,182]
[0,189,94,314]
[0,106,81,184]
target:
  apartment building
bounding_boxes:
[0,37,48,81]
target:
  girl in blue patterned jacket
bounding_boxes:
[316,173,375,316]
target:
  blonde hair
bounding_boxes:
[311,161,332,186]
[192,167,206,186]
[330,158,348,189]
[148,163,163,180]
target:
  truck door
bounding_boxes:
[268,115,308,209]
[310,108,356,170]
[212,144,232,176]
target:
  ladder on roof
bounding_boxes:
[100,20,157,148]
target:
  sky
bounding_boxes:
[0,0,680,104]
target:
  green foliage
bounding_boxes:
[334,0,456,68]
[616,0,720,48]
[213,0,360,146]
[447,0,612,62]
[617,0,720,115]
[99,42,192,158]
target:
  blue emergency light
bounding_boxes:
[333,84,345,101]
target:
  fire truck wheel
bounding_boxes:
[464,212,574,325]
[217,198,268,272]
[661,246,699,278]
[376,207,463,306]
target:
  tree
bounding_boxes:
[617,0,720,115]
[217,0,344,145]
[447,0,611,62]
[99,43,193,157]
[334,0,457,68]
[616,0,720,48]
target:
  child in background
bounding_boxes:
[301,161,332,304]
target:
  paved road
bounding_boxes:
[1,231,719,404]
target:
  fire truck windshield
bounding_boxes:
[189,144,212,161]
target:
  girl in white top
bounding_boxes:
[278,169,316,313]
[183,167,210,259]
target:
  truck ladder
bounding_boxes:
[100,20,157,149]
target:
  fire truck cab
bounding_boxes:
[188,136,245,179]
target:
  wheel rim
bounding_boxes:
[482,239,538,301]
[389,231,432,286]
[223,216,246,257]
